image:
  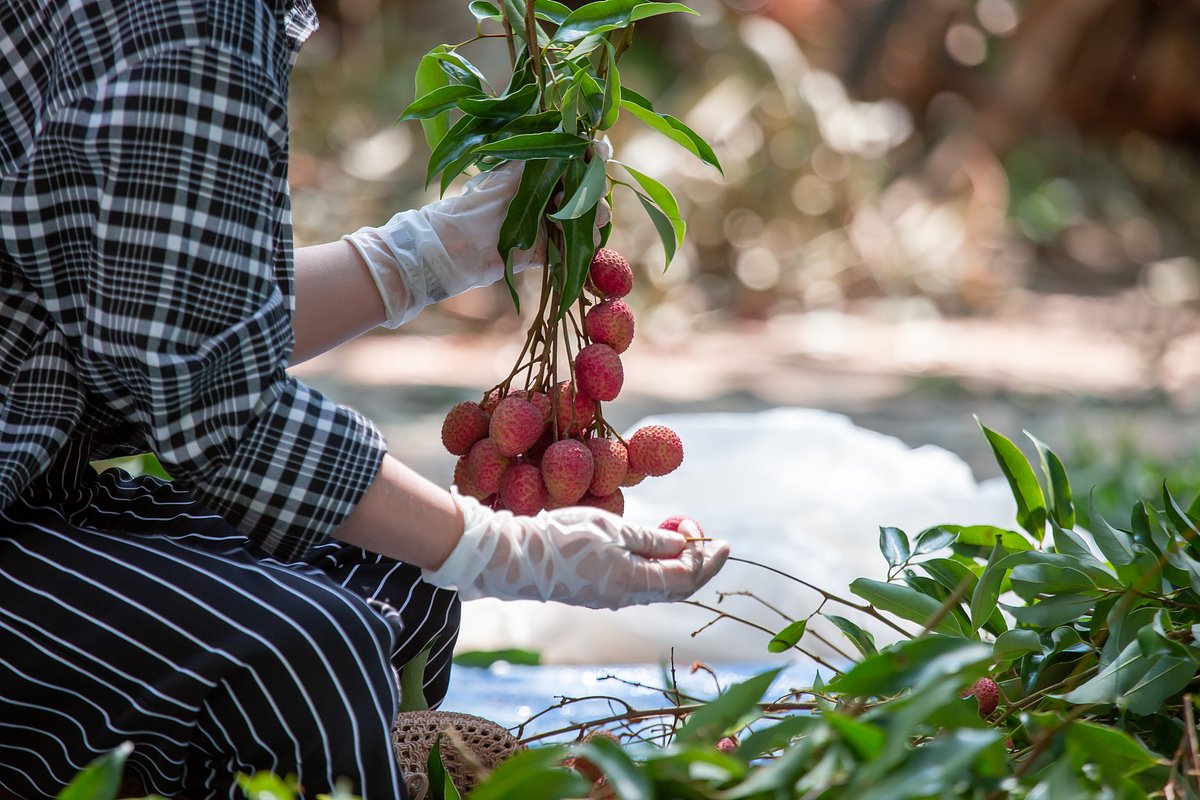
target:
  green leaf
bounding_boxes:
[1162,480,1200,547]
[426,735,462,800]
[535,0,574,24]
[556,160,601,316]
[822,613,877,657]
[878,526,910,567]
[453,648,541,667]
[415,45,454,150]
[1027,431,1075,529]
[850,578,963,635]
[977,420,1047,540]
[468,746,589,800]
[431,50,488,89]
[58,743,132,800]
[1064,720,1159,783]
[456,83,540,120]
[399,639,435,712]
[575,735,653,799]
[548,154,607,220]
[970,540,1007,631]
[600,43,622,130]
[617,162,686,251]
[474,132,590,160]
[719,734,820,799]
[767,618,808,654]
[398,84,484,121]
[619,97,722,172]
[825,712,886,760]
[1092,510,1137,567]
[993,628,1043,660]
[469,1,502,21]
[1005,593,1098,628]
[913,526,958,555]
[425,114,494,188]
[734,716,816,760]
[497,158,566,310]
[552,0,698,43]
[675,667,783,744]
[634,191,678,268]
[919,557,977,596]
[1057,635,1199,715]
[948,524,1034,552]
[831,636,991,696]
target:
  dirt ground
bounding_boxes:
[290,287,1200,487]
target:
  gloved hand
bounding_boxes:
[422,489,729,610]
[345,151,612,329]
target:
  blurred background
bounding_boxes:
[287,0,1200,520]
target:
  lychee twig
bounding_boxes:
[682,599,845,675]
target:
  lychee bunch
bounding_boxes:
[439,247,685,517]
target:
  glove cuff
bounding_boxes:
[421,489,500,594]
[343,216,431,328]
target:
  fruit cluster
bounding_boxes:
[440,247,683,516]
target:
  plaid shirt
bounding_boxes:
[0,0,388,560]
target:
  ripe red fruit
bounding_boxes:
[715,736,738,754]
[551,380,595,436]
[489,396,545,457]
[452,455,484,500]
[440,401,490,456]
[499,463,549,516]
[621,470,646,488]
[586,437,628,497]
[579,488,624,516]
[584,299,635,354]
[659,515,704,535]
[587,247,633,298]
[627,425,683,476]
[541,439,595,505]
[575,343,623,402]
[465,438,510,496]
[961,677,1000,717]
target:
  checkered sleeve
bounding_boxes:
[61,44,386,560]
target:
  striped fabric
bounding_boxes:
[1,0,463,796]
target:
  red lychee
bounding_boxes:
[584,299,635,354]
[621,470,646,488]
[541,439,595,505]
[465,438,510,496]
[715,736,738,754]
[499,463,549,516]
[452,455,484,500]
[529,391,552,423]
[659,515,704,535]
[587,248,633,298]
[575,343,623,402]
[961,677,1000,717]
[440,401,490,456]
[579,488,624,516]
[551,380,595,436]
[489,396,545,457]
[627,425,683,477]
[482,387,527,414]
[586,437,628,497]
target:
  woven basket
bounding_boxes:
[393,711,525,799]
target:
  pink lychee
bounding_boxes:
[587,248,633,299]
[575,343,623,402]
[579,488,624,516]
[489,396,545,457]
[499,463,549,516]
[659,515,704,535]
[627,425,683,477]
[441,401,491,456]
[541,439,595,505]
[961,677,1000,717]
[482,387,528,414]
[529,391,552,423]
[551,380,595,436]
[452,455,484,500]
[621,470,646,488]
[465,438,510,496]
[584,299,635,354]
[585,437,628,497]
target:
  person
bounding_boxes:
[0,0,730,797]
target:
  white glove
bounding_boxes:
[345,150,612,329]
[423,489,729,610]
[344,163,537,328]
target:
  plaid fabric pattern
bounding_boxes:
[0,0,387,560]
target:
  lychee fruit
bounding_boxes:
[541,440,595,505]
[482,387,527,414]
[489,396,545,457]
[499,463,549,516]
[441,401,491,456]
[586,438,628,497]
[551,380,595,436]
[961,677,1000,717]
[587,248,633,298]
[465,438,510,496]
[579,488,624,516]
[621,470,646,488]
[715,736,738,754]
[659,515,704,535]
[584,299,635,354]
[529,391,552,423]
[627,425,683,477]
[575,343,623,402]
